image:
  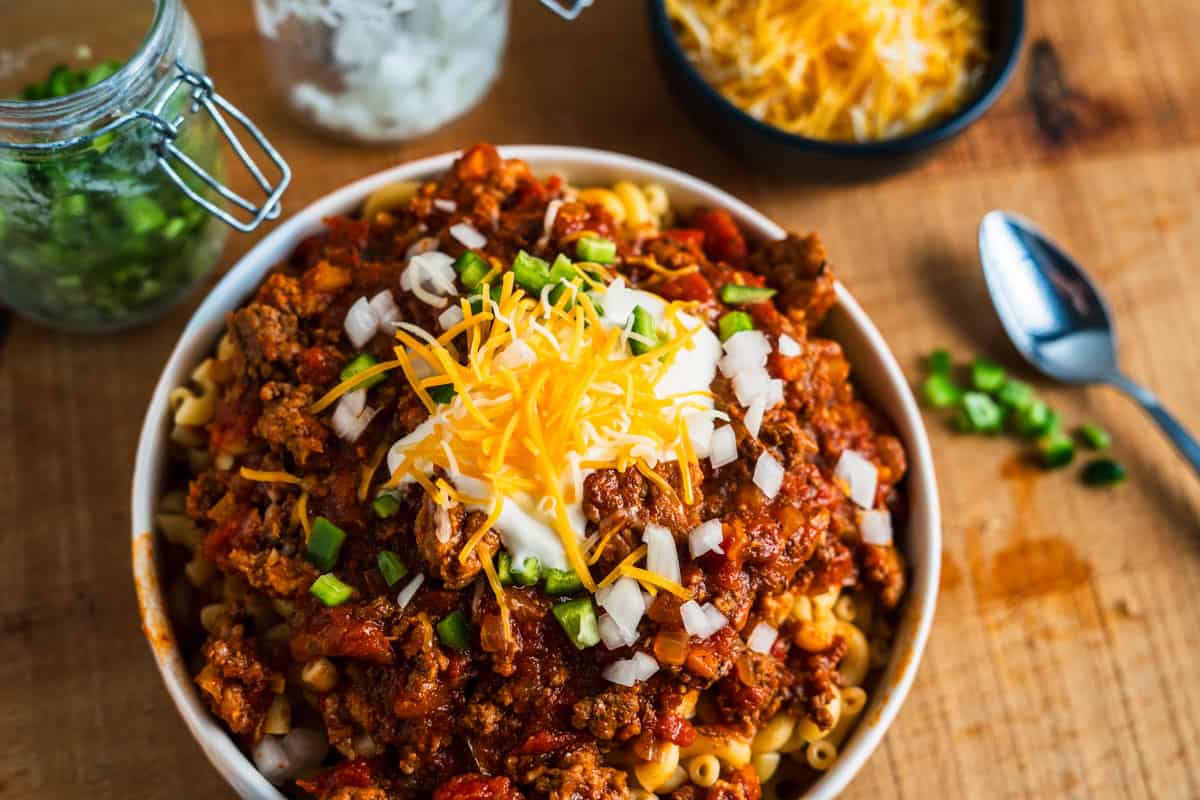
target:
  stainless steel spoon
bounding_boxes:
[978,210,1200,477]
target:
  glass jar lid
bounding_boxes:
[0,0,290,232]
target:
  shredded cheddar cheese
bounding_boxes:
[666,0,989,142]
[621,565,691,599]
[383,275,712,593]
[239,467,302,485]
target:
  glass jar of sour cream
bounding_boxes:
[252,0,509,144]
[0,0,289,333]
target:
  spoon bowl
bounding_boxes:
[979,211,1118,382]
[979,209,1200,476]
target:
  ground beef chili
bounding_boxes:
[166,144,908,799]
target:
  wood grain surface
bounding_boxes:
[2,1,1199,798]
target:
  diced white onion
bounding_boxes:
[596,577,645,638]
[599,613,639,650]
[433,198,457,213]
[721,330,771,372]
[753,451,784,499]
[644,524,680,585]
[341,388,366,417]
[601,659,639,687]
[764,378,785,408]
[369,289,401,329]
[252,736,290,785]
[777,333,801,357]
[396,573,425,609]
[449,222,487,250]
[688,519,725,558]
[835,449,878,509]
[679,600,727,639]
[344,296,378,348]
[496,339,537,370]
[744,395,766,438]
[703,603,728,633]
[709,425,738,469]
[543,198,563,236]
[401,251,458,308]
[747,622,779,654]
[680,600,709,637]
[537,198,563,248]
[255,728,329,786]
[438,304,465,330]
[331,391,376,442]
[631,651,660,681]
[602,652,659,686]
[860,509,893,546]
[733,367,772,407]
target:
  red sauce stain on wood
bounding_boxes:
[977,536,1093,604]
[967,453,1094,605]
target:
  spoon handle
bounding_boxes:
[1109,373,1200,478]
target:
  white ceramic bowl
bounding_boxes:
[131,146,940,800]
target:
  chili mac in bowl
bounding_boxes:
[132,145,940,800]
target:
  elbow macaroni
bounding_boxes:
[169,358,219,428]
[362,180,420,220]
[837,620,871,688]
[578,182,672,233]
[686,754,721,788]
[634,743,680,792]
[681,730,752,768]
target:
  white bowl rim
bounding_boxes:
[131,144,940,800]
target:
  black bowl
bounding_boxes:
[647,0,1026,181]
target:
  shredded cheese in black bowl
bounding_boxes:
[647,0,1025,180]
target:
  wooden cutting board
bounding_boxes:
[2,0,1198,797]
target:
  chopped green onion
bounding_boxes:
[310,574,353,607]
[512,251,551,293]
[306,517,346,572]
[1014,400,1058,439]
[995,379,1034,411]
[551,598,601,649]
[576,236,617,264]
[547,256,582,309]
[719,283,777,305]
[340,352,386,390]
[927,349,952,375]
[549,254,579,283]
[497,552,514,586]
[512,555,541,587]
[1079,423,1112,450]
[922,373,963,409]
[428,384,457,404]
[627,305,659,355]
[119,195,167,235]
[1037,430,1076,468]
[957,392,1003,433]
[970,358,1006,393]
[372,493,401,518]
[453,251,491,291]
[436,610,470,651]
[718,311,754,342]
[376,550,409,586]
[468,285,504,315]
[1081,458,1126,486]
[543,568,584,595]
